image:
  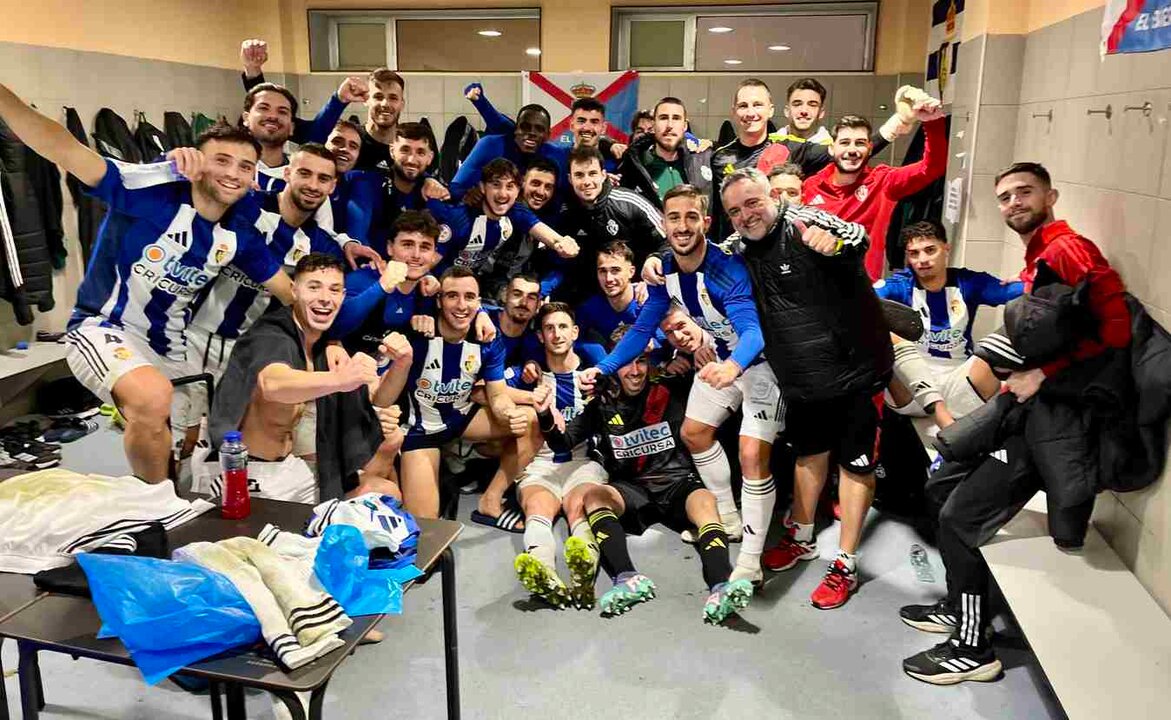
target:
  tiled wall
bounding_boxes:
[947,9,1171,614]
[0,41,266,348]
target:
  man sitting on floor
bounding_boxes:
[205,253,403,503]
[536,325,753,624]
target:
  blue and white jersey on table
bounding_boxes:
[69,159,280,361]
[595,241,765,376]
[874,268,1024,371]
[402,333,506,437]
[189,191,341,339]
[426,199,541,276]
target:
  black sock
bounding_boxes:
[587,508,635,580]
[696,522,732,589]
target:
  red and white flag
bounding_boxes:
[522,71,640,143]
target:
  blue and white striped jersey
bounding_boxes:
[68,160,281,361]
[596,241,765,375]
[188,191,342,339]
[874,267,1024,370]
[427,199,541,276]
[505,354,597,462]
[330,267,435,364]
[401,333,506,437]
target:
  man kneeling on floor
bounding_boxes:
[204,252,403,503]
[535,325,753,624]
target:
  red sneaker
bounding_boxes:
[761,531,819,572]
[810,559,859,610]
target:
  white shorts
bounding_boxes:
[65,319,188,405]
[887,356,987,420]
[685,361,785,442]
[517,456,608,501]
[191,445,319,504]
[173,326,238,431]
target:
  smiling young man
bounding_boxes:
[382,267,543,520]
[428,158,578,299]
[621,96,714,205]
[574,241,647,348]
[579,185,782,584]
[207,253,397,503]
[875,221,1022,430]
[803,99,947,281]
[0,81,294,483]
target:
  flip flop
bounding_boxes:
[470,506,525,533]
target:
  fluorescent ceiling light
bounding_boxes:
[724,59,743,65]
[525,47,541,56]
[478,30,502,37]
[708,26,734,33]
[768,44,791,51]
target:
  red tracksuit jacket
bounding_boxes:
[1020,220,1131,377]
[802,119,948,281]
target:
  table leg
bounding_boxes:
[224,683,246,720]
[270,690,307,720]
[307,684,329,720]
[1,638,8,720]
[16,643,39,720]
[209,681,223,720]
[441,547,460,720]
[33,655,43,710]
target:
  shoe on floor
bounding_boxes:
[903,639,1003,685]
[900,598,959,634]
[762,528,819,572]
[514,553,569,608]
[563,536,598,610]
[703,578,754,624]
[810,558,858,610]
[599,573,656,617]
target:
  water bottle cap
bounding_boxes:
[224,431,242,443]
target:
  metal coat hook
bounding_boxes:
[1032,109,1053,121]
[1087,104,1113,120]
[1124,101,1153,117]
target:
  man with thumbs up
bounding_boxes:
[723,167,893,610]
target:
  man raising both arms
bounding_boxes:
[0,82,293,482]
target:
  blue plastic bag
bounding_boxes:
[313,524,422,616]
[77,554,262,684]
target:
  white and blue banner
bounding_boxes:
[1102,0,1171,56]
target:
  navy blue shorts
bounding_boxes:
[401,407,481,452]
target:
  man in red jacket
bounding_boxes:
[803,100,947,281]
[900,162,1131,685]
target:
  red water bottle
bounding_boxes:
[219,431,252,519]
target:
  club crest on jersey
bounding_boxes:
[213,244,230,264]
[809,195,826,206]
[700,165,713,181]
[438,225,452,244]
[854,185,870,202]
[464,355,477,372]
[606,219,619,236]
[112,346,132,361]
[143,244,167,263]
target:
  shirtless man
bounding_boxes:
[207,253,405,503]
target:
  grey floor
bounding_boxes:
[1,425,1066,719]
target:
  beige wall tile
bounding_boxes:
[950,37,983,111]
[1019,20,1073,105]
[1146,201,1171,321]
[830,76,876,121]
[972,105,1018,176]
[979,34,1025,107]
[636,75,671,113]
[667,77,710,119]
[960,239,1005,275]
[1065,9,1102,99]
[963,172,1006,242]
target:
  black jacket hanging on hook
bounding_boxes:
[64,107,104,267]
[0,117,64,324]
[92,108,142,163]
[163,111,194,149]
[133,113,173,161]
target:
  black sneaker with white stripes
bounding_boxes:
[899,598,958,633]
[903,638,1003,685]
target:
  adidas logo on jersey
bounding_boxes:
[849,455,870,468]
[753,410,770,420]
[989,448,1008,464]
[779,263,792,275]
[166,230,190,247]
[809,195,826,206]
[426,358,441,370]
[608,413,623,427]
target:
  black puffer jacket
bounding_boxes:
[618,132,713,209]
[0,118,63,324]
[740,203,893,401]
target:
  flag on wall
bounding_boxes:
[925,0,964,105]
[1102,0,1171,56]
[522,71,640,144]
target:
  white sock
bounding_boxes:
[570,518,596,549]
[692,443,736,516]
[736,475,776,566]
[836,549,857,572]
[793,521,815,544]
[523,515,557,569]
